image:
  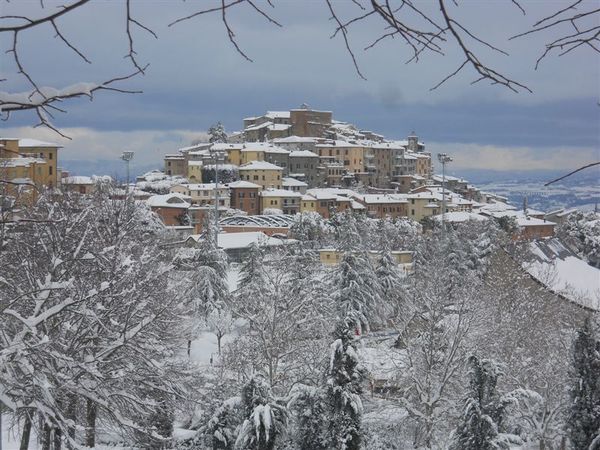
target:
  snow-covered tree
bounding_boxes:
[206,396,243,450]
[209,122,228,143]
[206,306,235,355]
[0,188,189,449]
[558,211,600,267]
[567,315,600,450]
[324,321,366,450]
[374,249,410,329]
[395,231,483,448]
[451,356,511,450]
[234,377,287,450]
[229,248,329,390]
[289,385,329,450]
[289,211,331,248]
[332,252,383,333]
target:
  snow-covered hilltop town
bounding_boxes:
[1,106,599,450]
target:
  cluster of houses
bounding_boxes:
[1,107,558,262]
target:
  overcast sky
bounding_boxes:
[1,0,598,177]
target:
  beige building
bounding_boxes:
[0,138,61,189]
[315,141,366,175]
[238,160,283,190]
[61,176,95,194]
[164,154,186,177]
[260,189,303,214]
[170,183,230,208]
[187,161,203,182]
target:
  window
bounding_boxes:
[411,199,415,204]
[254,175,259,180]
[320,201,327,207]
[277,175,280,180]
[49,166,53,175]
[411,209,415,215]
[239,192,244,198]
[262,175,266,181]
[49,153,53,160]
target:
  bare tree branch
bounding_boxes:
[544,162,600,186]
[511,2,600,68]
[326,0,367,80]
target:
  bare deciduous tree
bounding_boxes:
[1,1,598,135]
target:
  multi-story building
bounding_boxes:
[288,150,320,186]
[260,189,303,215]
[147,193,191,226]
[282,177,308,194]
[352,194,408,219]
[315,141,366,176]
[228,180,261,215]
[170,183,230,208]
[164,154,186,177]
[238,161,283,190]
[0,138,61,188]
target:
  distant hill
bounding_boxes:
[453,167,600,212]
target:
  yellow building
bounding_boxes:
[240,148,265,165]
[415,153,432,178]
[315,141,366,174]
[407,192,440,222]
[0,138,61,188]
[238,160,283,190]
[259,189,302,214]
[187,161,203,182]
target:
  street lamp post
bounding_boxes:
[437,153,452,231]
[120,151,135,192]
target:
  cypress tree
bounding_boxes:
[568,316,600,450]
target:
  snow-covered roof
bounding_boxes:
[263,145,290,154]
[265,111,291,119]
[19,138,62,148]
[260,189,303,198]
[354,194,408,204]
[173,183,228,191]
[245,121,273,131]
[315,140,359,148]
[525,238,600,310]
[188,231,291,250]
[239,161,283,171]
[219,214,297,228]
[62,176,93,185]
[515,216,555,227]
[147,193,191,208]
[282,177,308,187]
[432,212,487,223]
[289,150,319,158]
[187,161,203,166]
[273,136,318,143]
[228,180,262,189]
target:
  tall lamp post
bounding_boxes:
[120,151,135,192]
[437,153,452,230]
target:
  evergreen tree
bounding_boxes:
[289,386,329,450]
[567,316,600,450]
[374,248,409,327]
[333,252,383,333]
[209,121,228,143]
[451,356,509,450]
[325,321,366,450]
[206,397,243,450]
[235,377,288,450]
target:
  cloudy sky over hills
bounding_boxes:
[1,1,598,176]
